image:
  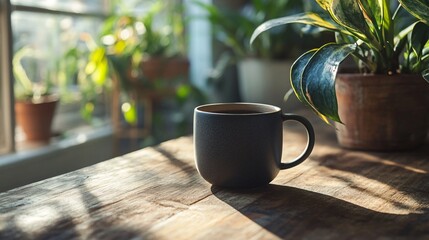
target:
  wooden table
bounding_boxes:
[1,109,428,239]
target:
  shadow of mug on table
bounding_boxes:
[210,185,429,239]
[194,102,315,188]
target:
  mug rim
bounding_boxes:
[195,102,281,115]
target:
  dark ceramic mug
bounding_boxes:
[194,103,315,188]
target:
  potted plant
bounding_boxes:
[65,0,188,121]
[251,0,429,151]
[196,0,331,109]
[99,1,189,98]
[13,46,59,143]
[71,0,204,144]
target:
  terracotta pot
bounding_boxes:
[335,74,429,151]
[15,95,59,142]
[125,57,190,101]
[140,56,189,82]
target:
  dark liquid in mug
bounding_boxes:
[212,110,262,114]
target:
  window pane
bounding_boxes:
[12,11,103,82]
[12,11,104,97]
[12,9,108,142]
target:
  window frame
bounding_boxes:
[0,0,15,154]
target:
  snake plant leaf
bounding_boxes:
[250,12,341,44]
[291,49,330,124]
[315,0,330,11]
[357,0,380,30]
[329,0,371,41]
[399,0,429,26]
[301,43,357,123]
[381,0,394,41]
[423,68,429,82]
[395,22,416,50]
[290,49,317,104]
[411,22,429,58]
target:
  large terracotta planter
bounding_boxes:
[15,95,59,142]
[335,74,429,151]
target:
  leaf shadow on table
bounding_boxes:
[154,145,197,178]
[313,148,429,214]
[212,184,429,239]
[76,183,153,240]
[0,174,153,240]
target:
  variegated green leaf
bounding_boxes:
[399,0,429,26]
[315,0,331,11]
[301,43,357,122]
[290,49,317,104]
[395,22,416,48]
[423,68,429,82]
[290,49,330,124]
[411,22,429,57]
[357,0,381,30]
[380,0,394,48]
[330,0,371,40]
[250,12,341,44]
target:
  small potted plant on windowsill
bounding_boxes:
[196,0,332,109]
[13,46,59,143]
[251,0,429,151]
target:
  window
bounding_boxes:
[0,0,110,155]
[0,0,213,156]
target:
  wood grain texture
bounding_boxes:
[0,109,428,240]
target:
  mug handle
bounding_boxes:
[280,113,315,169]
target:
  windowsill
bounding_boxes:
[0,123,114,193]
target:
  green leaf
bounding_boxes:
[395,22,416,50]
[107,54,132,91]
[301,43,357,122]
[411,22,429,58]
[399,0,429,26]
[381,0,395,53]
[250,12,341,44]
[290,49,317,104]
[81,102,95,122]
[357,0,380,30]
[330,0,371,40]
[423,68,429,82]
[290,49,332,124]
[176,84,192,99]
[315,0,331,11]
[12,47,34,95]
[122,101,138,126]
[92,58,108,86]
